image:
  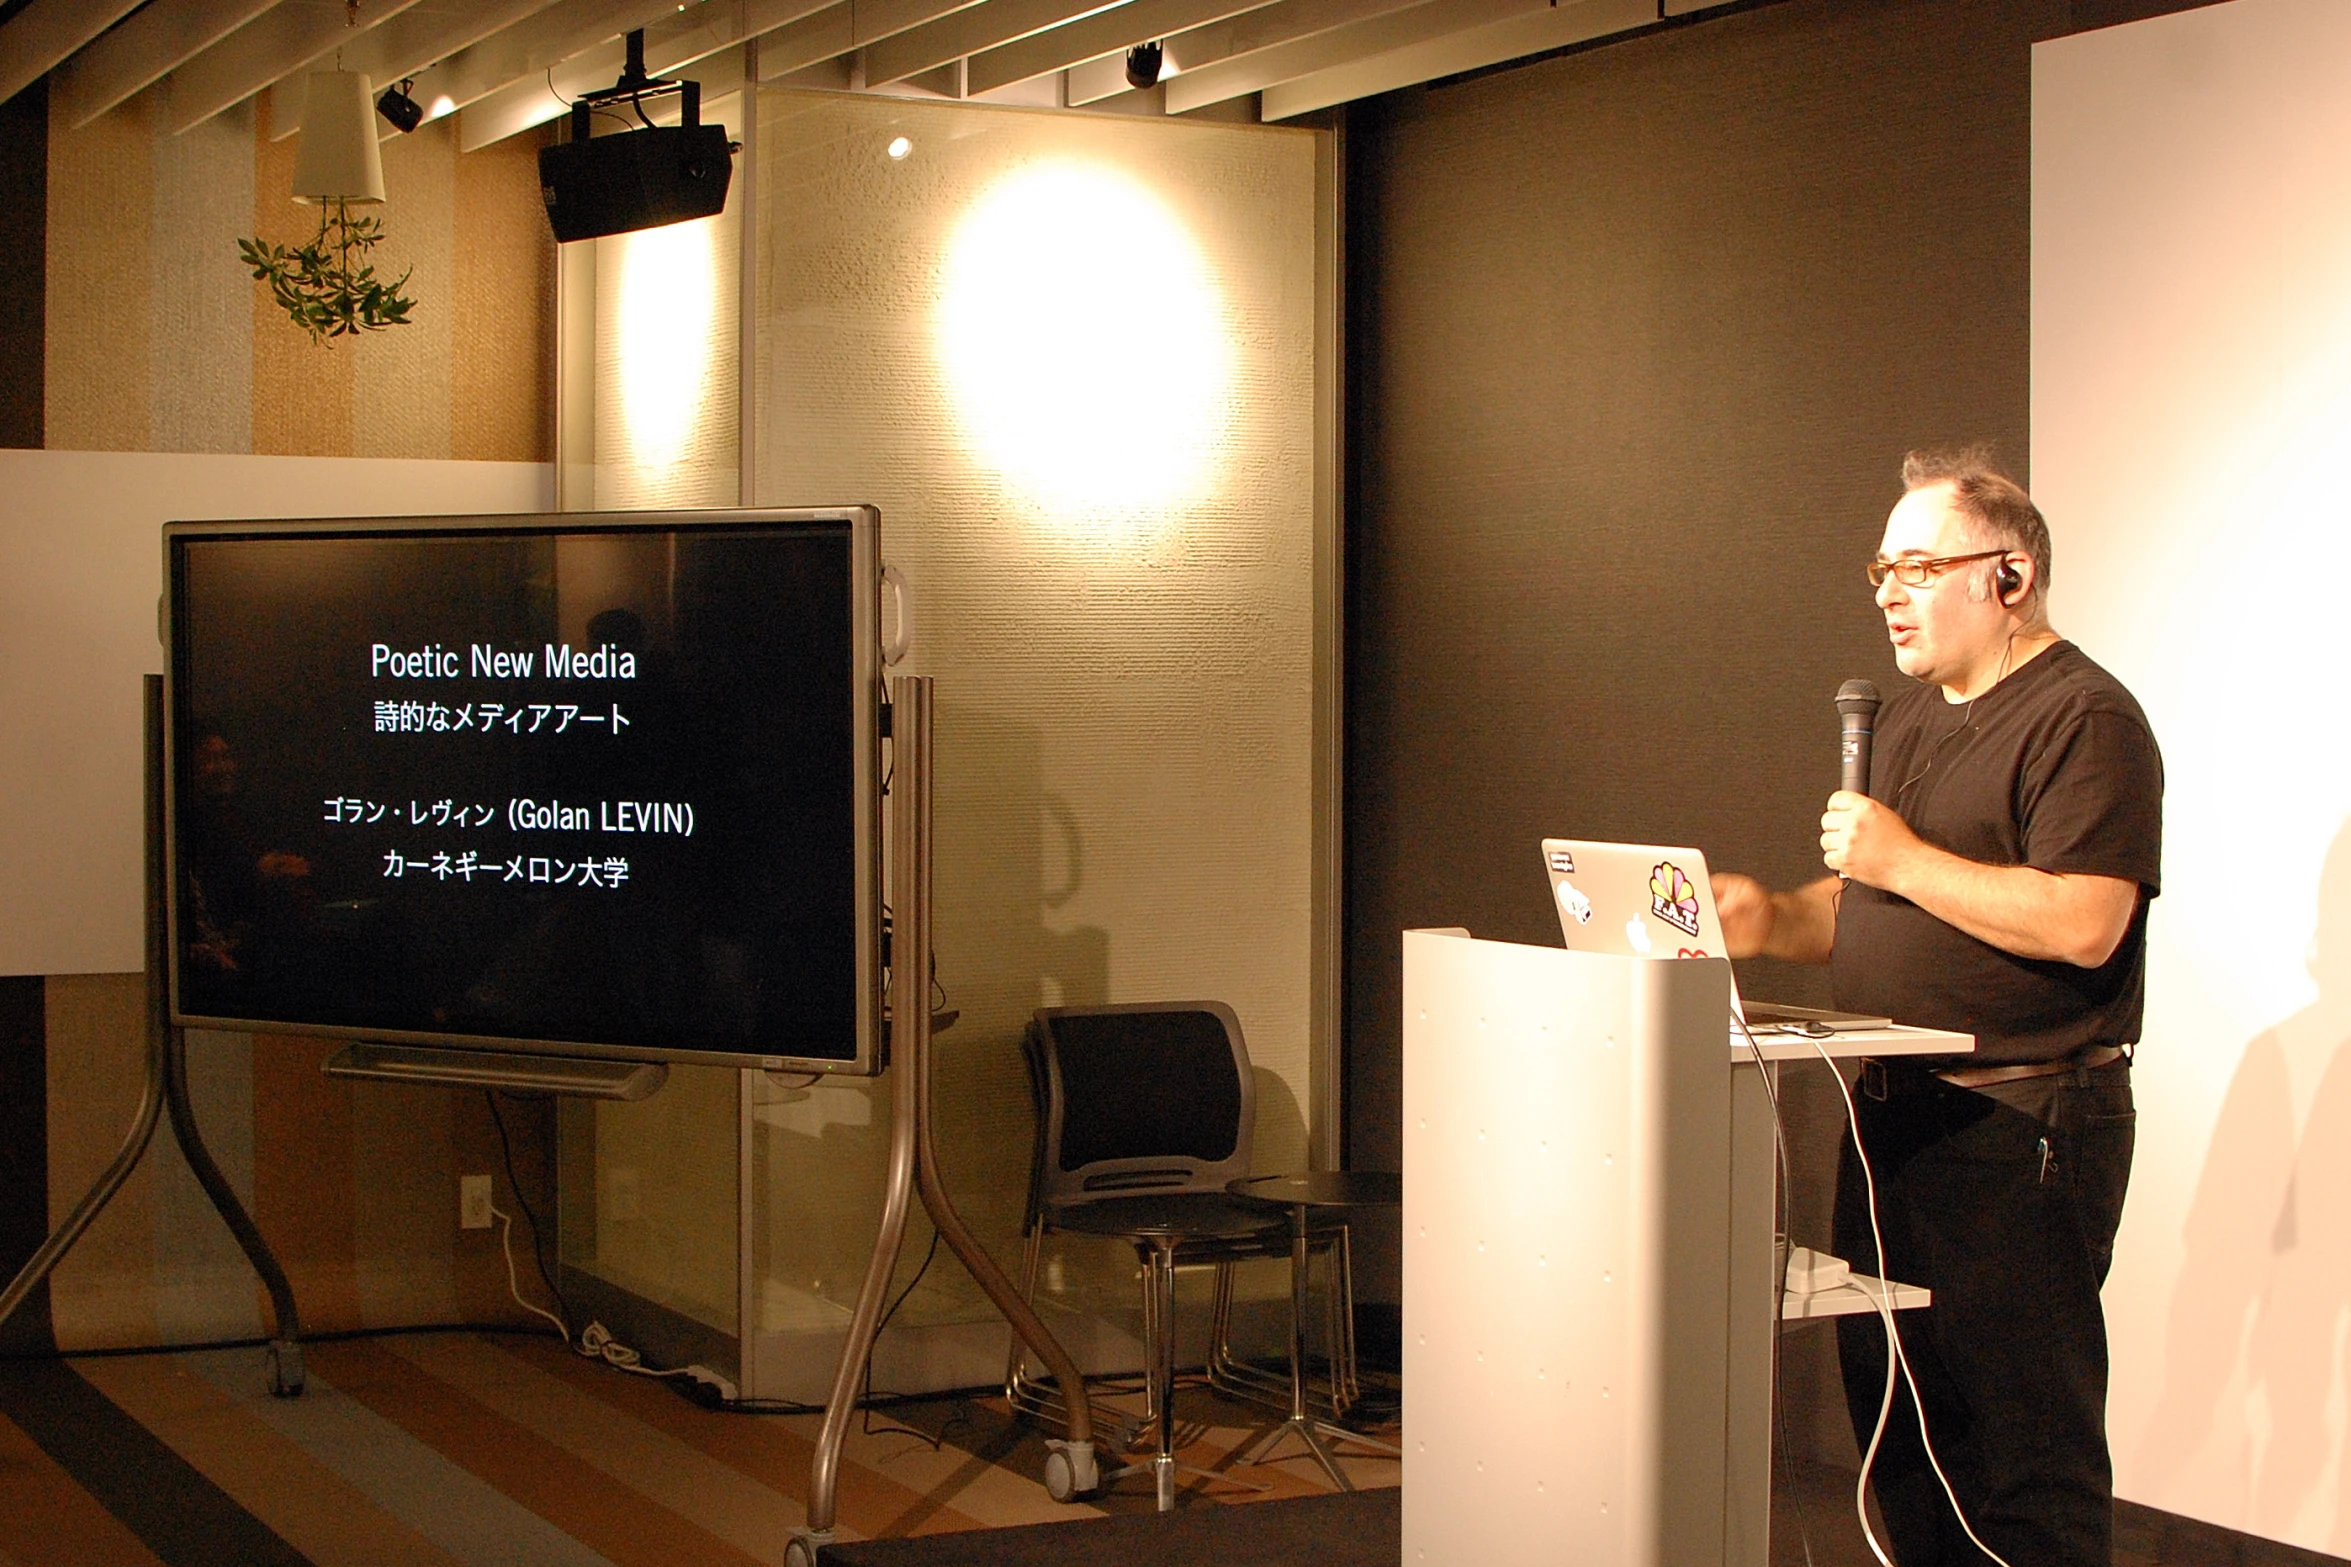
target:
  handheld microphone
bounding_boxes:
[1837,679,1881,797]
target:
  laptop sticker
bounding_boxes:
[1649,861,1702,939]
[1556,880,1594,925]
[1547,847,1575,874]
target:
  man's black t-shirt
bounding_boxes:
[1830,641,2163,1067]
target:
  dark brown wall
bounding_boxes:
[0,75,44,450]
[1345,0,2063,1188]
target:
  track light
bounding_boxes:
[1125,41,1164,90]
[376,77,423,133]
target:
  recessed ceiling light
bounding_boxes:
[887,136,912,160]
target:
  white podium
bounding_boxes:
[1399,930,1968,1567]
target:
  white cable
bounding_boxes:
[1812,1044,2017,1567]
[491,1203,570,1342]
[490,1202,700,1385]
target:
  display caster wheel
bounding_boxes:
[1043,1439,1099,1502]
[783,1527,832,1567]
[266,1339,304,1397]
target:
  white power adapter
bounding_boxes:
[1784,1245,1851,1294]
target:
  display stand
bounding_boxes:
[1398,928,1967,1567]
[785,677,1099,1567]
[0,678,304,1395]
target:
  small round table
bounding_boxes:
[1050,1192,1287,1511]
[1226,1171,1404,1490]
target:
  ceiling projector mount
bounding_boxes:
[537,30,737,243]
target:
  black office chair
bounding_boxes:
[1004,1002,1359,1449]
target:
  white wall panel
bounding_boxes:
[0,450,552,976]
[750,90,1323,1342]
[2035,1,2351,1549]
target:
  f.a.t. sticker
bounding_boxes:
[1556,879,1594,925]
[1546,847,1575,874]
[1649,861,1702,939]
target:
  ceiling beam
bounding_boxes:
[166,0,433,134]
[397,0,710,142]
[1162,0,1538,111]
[864,0,1127,87]
[752,3,850,78]
[50,0,276,129]
[0,0,146,113]
[456,0,830,149]
[1064,0,1423,105]
[1258,0,1649,116]
[269,0,572,139]
[965,0,1272,96]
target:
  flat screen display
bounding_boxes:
[164,509,883,1073]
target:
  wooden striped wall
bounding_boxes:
[2,74,561,1353]
[43,89,552,463]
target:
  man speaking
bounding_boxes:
[1714,451,2162,1566]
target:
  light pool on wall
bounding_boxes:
[615,215,721,475]
[937,162,1231,528]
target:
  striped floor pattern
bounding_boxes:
[0,1334,1402,1565]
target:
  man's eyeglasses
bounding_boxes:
[1867,549,2007,589]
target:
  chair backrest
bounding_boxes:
[1024,1001,1255,1210]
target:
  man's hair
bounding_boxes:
[1901,446,2052,606]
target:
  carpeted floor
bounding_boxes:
[0,1332,1404,1565]
[0,1333,2237,1566]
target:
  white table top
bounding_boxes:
[1728,1019,1973,1063]
[1781,1274,1932,1320]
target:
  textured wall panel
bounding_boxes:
[746,91,1321,1331]
[149,101,254,455]
[351,116,456,461]
[41,973,163,1349]
[451,127,556,463]
[590,103,741,511]
[45,95,152,453]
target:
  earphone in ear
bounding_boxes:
[1996,557,2024,604]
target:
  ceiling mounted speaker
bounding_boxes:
[536,31,734,243]
[538,123,733,243]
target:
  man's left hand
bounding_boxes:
[1821,790,1920,889]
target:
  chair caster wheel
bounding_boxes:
[784,1528,831,1567]
[1044,1438,1098,1501]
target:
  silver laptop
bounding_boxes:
[1539,838,1887,1033]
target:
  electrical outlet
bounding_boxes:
[460,1174,493,1230]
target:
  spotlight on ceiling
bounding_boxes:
[536,30,736,243]
[1125,41,1164,90]
[376,77,424,134]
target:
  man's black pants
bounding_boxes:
[1833,1056,2135,1567]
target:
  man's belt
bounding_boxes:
[1935,1042,2127,1091]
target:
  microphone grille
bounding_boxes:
[1836,678,1882,714]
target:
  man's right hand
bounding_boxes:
[1709,872,1842,965]
[1713,872,1775,958]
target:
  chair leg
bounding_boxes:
[1334,1225,1361,1414]
[1004,1227,1053,1418]
[1137,1252,1159,1425]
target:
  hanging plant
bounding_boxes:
[238,198,416,346]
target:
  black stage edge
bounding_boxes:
[819,1487,1399,1567]
[2116,1499,2351,1567]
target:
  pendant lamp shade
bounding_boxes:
[292,72,385,204]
